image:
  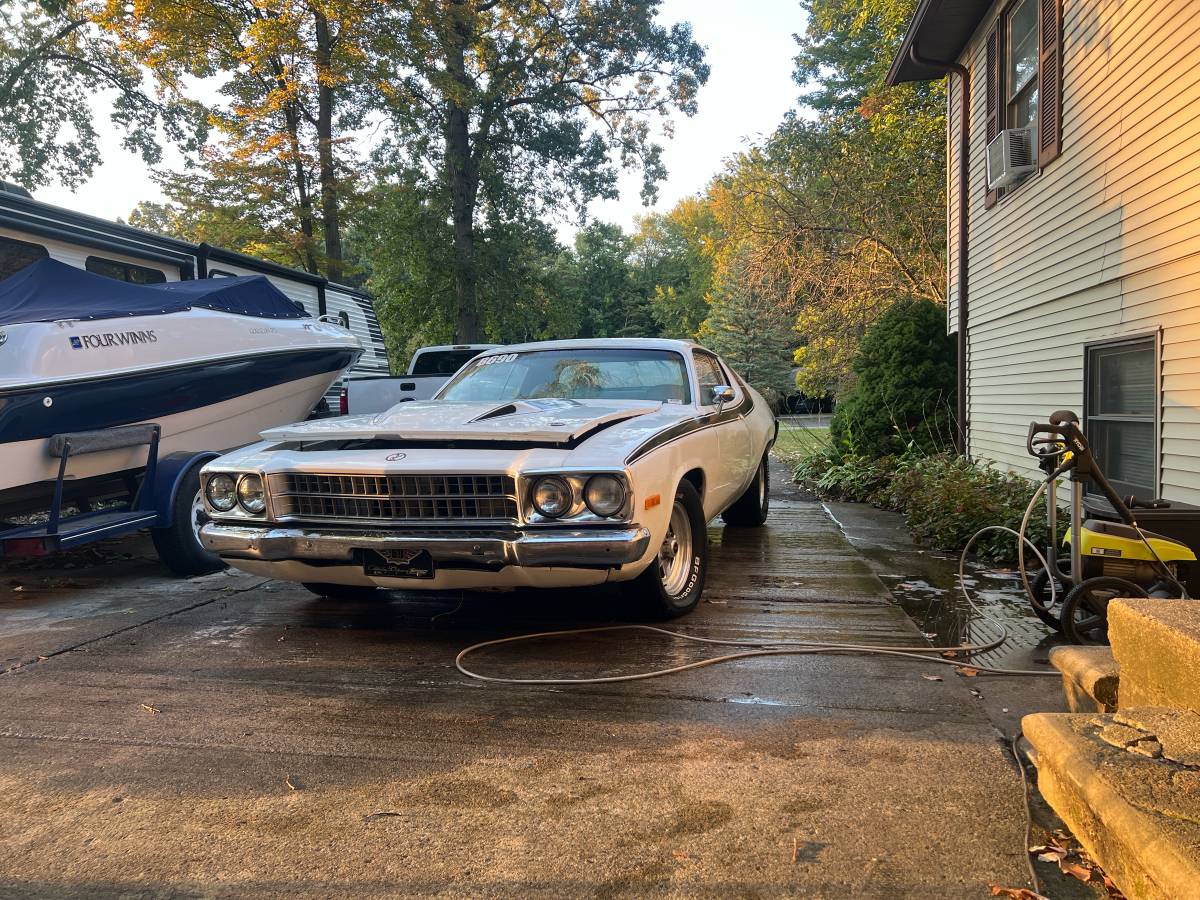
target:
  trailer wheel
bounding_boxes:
[151,461,224,577]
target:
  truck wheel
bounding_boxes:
[721,454,769,527]
[151,462,225,577]
[302,583,381,601]
[629,479,707,618]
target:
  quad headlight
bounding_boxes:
[236,474,266,513]
[584,475,626,517]
[531,475,573,518]
[205,473,237,511]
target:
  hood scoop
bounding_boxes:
[470,398,581,422]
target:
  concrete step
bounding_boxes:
[1049,645,1120,712]
[1023,708,1200,900]
[1109,599,1200,713]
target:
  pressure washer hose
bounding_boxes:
[455,483,1062,684]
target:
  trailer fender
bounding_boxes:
[147,451,220,526]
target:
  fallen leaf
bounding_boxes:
[672,850,690,861]
[941,650,960,658]
[956,667,980,677]
[1059,860,1093,882]
[140,704,160,714]
[920,674,943,682]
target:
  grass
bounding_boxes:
[772,422,830,465]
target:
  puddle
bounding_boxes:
[879,556,1061,668]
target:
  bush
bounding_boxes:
[830,298,956,458]
[795,446,1048,564]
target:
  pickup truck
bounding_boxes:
[340,344,498,415]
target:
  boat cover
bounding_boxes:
[0,258,310,326]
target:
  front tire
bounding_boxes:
[721,454,770,527]
[628,479,707,618]
[151,462,224,577]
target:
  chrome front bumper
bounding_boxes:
[199,522,652,570]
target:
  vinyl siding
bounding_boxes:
[0,226,182,281]
[954,0,1200,505]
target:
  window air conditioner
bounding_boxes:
[985,127,1036,191]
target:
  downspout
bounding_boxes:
[911,44,970,456]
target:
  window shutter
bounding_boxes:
[1038,0,1064,166]
[985,22,1001,209]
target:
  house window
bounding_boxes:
[85,255,166,284]
[1006,0,1040,132]
[0,235,49,279]
[1086,337,1157,502]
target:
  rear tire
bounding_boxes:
[151,462,224,577]
[721,454,770,527]
[628,479,707,618]
[302,582,382,601]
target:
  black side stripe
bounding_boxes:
[625,394,754,464]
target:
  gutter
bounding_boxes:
[910,44,970,455]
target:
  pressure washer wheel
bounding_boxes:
[1028,564,1072,632]
[1061,576,1148,645]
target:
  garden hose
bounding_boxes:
[455,487,1061,684]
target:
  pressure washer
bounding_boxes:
[1022,410,1197,644]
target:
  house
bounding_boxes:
[887,0,1200,505]
[0,183,390,407]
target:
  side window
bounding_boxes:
[85,256,166,284]
[0,235,49,279]
[693,352,725,405]
[1085,337,1157,501]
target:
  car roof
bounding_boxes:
[485,337,703,354]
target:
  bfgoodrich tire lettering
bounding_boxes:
[629,479,707,618]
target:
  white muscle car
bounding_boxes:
[199,339,777,616]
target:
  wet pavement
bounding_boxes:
[0,461,1053,898]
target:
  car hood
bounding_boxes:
[261,398,670,446]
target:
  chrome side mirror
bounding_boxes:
[711,384,735,411]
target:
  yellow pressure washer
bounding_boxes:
[1024,410,1196,644]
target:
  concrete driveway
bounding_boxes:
[0,466,1034,898]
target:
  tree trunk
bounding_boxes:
[284,102,319,274]
[314,10,342,282]
[445,0,480,342]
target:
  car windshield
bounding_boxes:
[437,348,692,404]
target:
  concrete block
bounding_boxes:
[1023,709,1200,900]
[1109,599,1200,713]
[1049,645,1120,712]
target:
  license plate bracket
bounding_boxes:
[361,548,435,579]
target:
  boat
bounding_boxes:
[0,258,362,517]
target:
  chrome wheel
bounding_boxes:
[658,499,693,597]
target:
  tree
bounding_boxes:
[632,197,718,339]
[829,298,956,458]
[697,250,796,405]
[702,0,944,393]
[102,0,380,278]
[0,0,201,190]
[377,0,708,341]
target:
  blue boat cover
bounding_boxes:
[0,258,310,326]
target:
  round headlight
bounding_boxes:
[532,476,573,518]
[236,474,266,513]
[205,473,237,511]
[584,475,626,517]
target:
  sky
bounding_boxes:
[35,0,809,242]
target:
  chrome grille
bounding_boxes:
[268,473,517,523]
